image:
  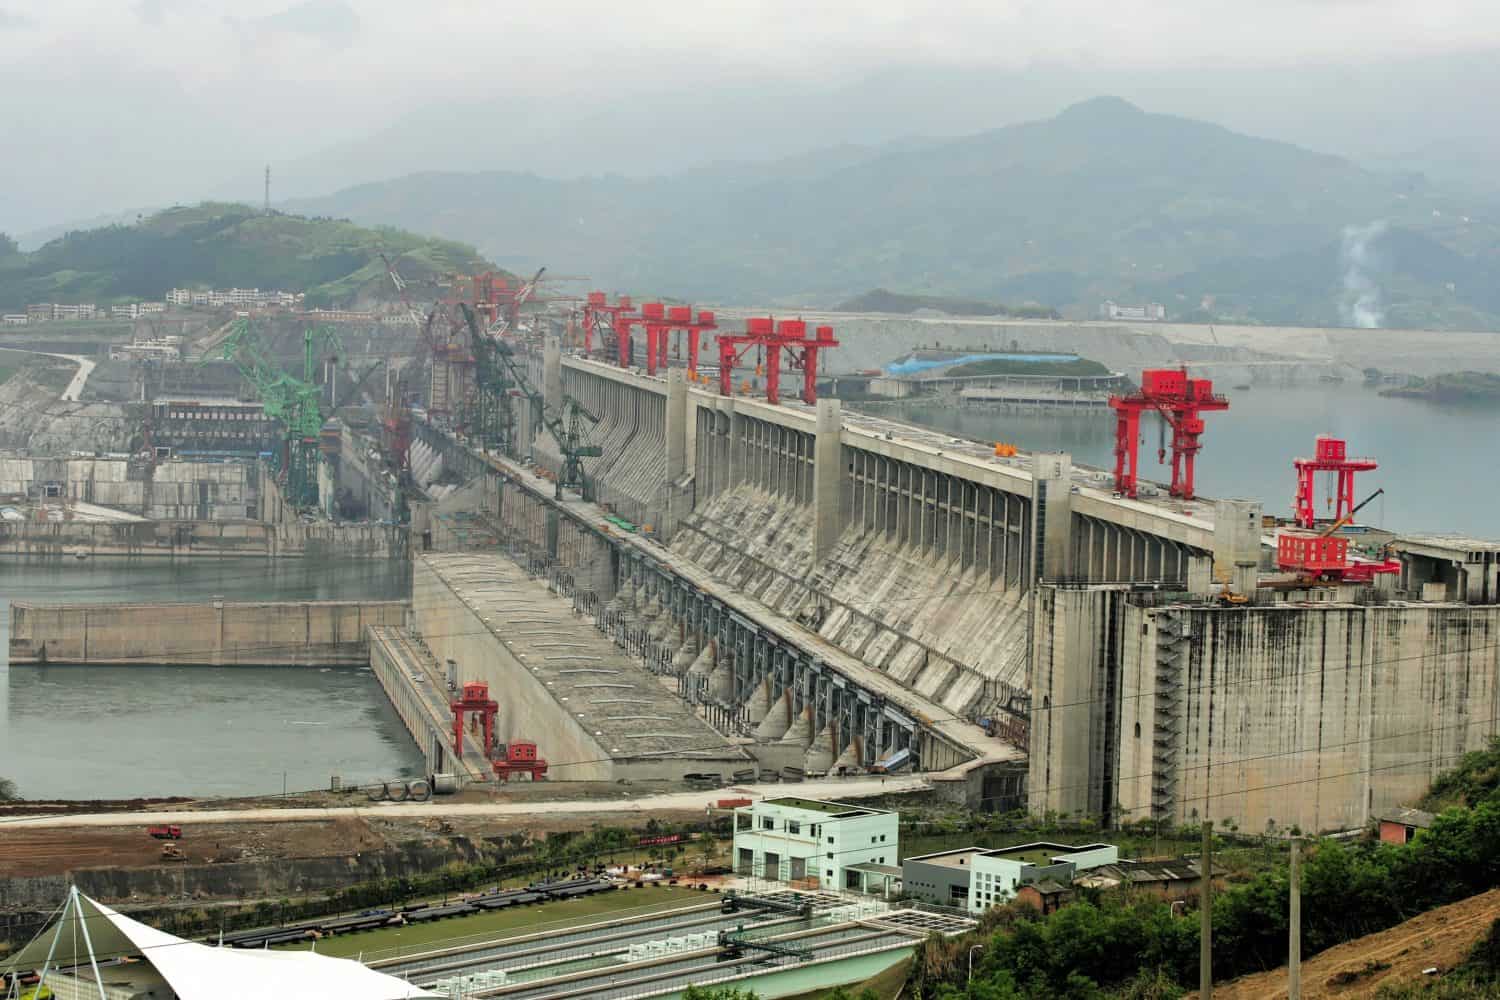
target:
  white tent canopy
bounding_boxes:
[4,889,436,999]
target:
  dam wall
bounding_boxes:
[258,466,407,559]
[413,350,1500,825]
[412,553,615,781]
[1031,591,1500,834]
[411,552,753,781]
[7,600,407,666]
[0,455,257,520]
[414,417,1021,791]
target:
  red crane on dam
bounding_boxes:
[1277,435,1400,582]
[638,303,718,378]
[716,317,839,405]
[1108,368,1229,500]
[450,681,498,758]
[581,292,635,359]
[1292,434,1379,529]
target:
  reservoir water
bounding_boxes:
[888,383,1500,538]
[0,558,425,800]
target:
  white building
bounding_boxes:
[1100,300,1167,321]
[111,302,167,319]
[732,797,898,891]
[903,842,1119,914]
[168,288,299,310]
[2,314,26,326]
[110,337,183,362]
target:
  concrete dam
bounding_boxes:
[384,343,1500,832]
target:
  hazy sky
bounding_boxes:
[3,0,1499,235]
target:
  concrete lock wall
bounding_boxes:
[8,600,407,666]
[411,557,615,780]
[367,634,456,777]
[1028,587,1125,819]
[1038,593,1500,834]
[0,456,258,521]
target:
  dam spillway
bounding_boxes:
[394,341,1500,833]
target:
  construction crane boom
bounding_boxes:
[1318,488,1384,538]
[459,304,600,499]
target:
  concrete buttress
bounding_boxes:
[780,706,814,748]
[805,723,837,773]
[672,638,700,675]
[687,640,716,681]
[812,398,845,562]
[710,656,735,704]
[833,735,864,772]
[745,678,772,724]
[755,691,792,740]
[544,337,562,414]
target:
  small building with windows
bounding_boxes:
[902,842,1118,914]
[732,797,898,891]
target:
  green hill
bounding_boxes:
[0,203,496,310]
[285,97,1500,328]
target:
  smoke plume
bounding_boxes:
[1339,220,1387,329]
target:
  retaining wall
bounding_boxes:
[7,600,407,666]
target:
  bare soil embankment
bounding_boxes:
[1200,888,1500,999]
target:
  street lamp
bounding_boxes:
[968,944,985,985]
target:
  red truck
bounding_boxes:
[147,825,182,840]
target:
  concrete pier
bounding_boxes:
[7,600,406,666]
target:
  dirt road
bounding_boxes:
[0,775,928,831]
[1201,888,1500,999]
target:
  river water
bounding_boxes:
[0,558,425,800]
[888,383,1500,538]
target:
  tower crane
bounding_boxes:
[200,320,341,510]
[459,304,601,499]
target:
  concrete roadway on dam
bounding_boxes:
[0,775,931,830]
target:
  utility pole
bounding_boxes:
[1200,818,1213,999]
[264,164,271,215]
[1289,837,1302,1000]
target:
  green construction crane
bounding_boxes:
[200,319,340,510]
[459,304,601,500]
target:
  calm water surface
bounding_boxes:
[891,384,1500,538]
[0,558,423,799]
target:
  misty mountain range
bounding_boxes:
[275,97,1500,328]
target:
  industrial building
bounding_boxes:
[902,842,1118,913]
[731,797,899,891]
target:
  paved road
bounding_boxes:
[0,775,930,829]
[56,354,96,401]
[12,349,97,401]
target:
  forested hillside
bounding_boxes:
[0,204,494,310]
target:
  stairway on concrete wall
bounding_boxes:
[674,482,1030,718]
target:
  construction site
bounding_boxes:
[6,259,1500,843]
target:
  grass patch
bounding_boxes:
[274,885,707,960]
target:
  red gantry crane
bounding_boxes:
[716,318,839,405]
[637,303,719,377]
[581,292,635,359]
[1108,368,1229,500]
[1276,435,1399,582]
